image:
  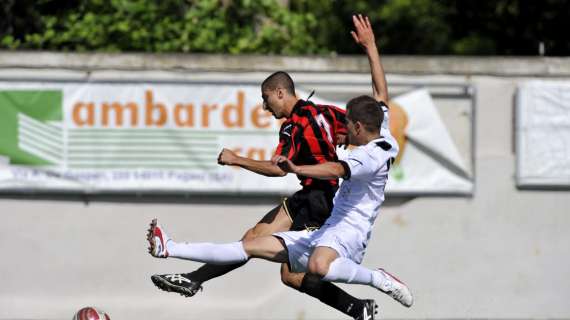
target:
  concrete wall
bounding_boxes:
[1,53,569,320]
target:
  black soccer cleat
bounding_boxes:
[355,299,378,320]
[151,274,203,298]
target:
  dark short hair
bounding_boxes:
[261,71,295,95]
[346,95,383,132]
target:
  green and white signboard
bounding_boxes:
[0,82,473,195]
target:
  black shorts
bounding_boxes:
[283,185,338,231]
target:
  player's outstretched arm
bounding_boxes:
[218,148,286,177]
[351,14,388,103]
[274,156,345,180]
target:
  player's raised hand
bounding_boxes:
[217,148,238,165]
[351,14,376,50]
[273,155,297,174]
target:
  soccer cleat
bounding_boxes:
[147,218,171,258]
[355,299,378,320]
[151,274,203,297]
[376,268,414,307]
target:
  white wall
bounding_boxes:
[1,53,569,320]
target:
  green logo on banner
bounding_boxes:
[0,90,63,166]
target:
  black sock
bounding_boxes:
[183,261,247,283]
[299,273,364,318]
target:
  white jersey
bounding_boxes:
[275,134,399,272]
[274,106,400,272]
[327,134,399,243]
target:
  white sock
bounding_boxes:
[167,240,248,265]
[322,257,387,289]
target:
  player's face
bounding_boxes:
[261,88,285,119]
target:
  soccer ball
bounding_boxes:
[72,307,110,320]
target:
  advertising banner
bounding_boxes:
[384,89,473,194]
[516,81,570,187]
[0,82,473,195]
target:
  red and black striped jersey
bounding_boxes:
[275,99,347,188]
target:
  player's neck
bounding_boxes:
[283,96,300,118]
[355,132,381,146]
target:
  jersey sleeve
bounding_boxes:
[329,105,348,137]
[338,147,379,180]
[378,102,400,156]
[274,120,304,161]
[378,101,390,131]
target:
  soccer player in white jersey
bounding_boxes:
[147,94,414,310]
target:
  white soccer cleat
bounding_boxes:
[147,218,171,258]
[376,268,414,307]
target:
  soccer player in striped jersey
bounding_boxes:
[149,14,389,320]
[148,94,414,311]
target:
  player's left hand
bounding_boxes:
[217,148,238,165]
[351,14,376,50]
[273,155,297,173]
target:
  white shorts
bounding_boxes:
[274,222,367,273]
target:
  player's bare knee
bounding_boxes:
[308,258,330,278]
